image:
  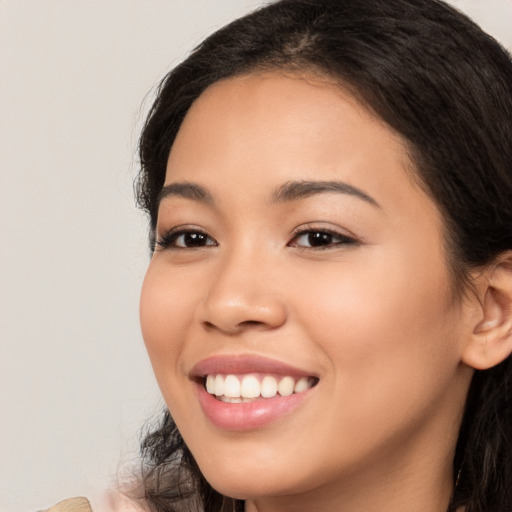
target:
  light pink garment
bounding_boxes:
[43,490,146,512]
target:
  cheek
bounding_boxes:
[290,251,461,421]
[139,264,196,395]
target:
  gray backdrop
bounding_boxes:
[1,1,510,510]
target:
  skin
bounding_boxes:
[140,73,480,512]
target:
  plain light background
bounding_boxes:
[0,1,510,511]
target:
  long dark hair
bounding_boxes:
[135,1,512,510]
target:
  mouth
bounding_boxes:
[190,355,319,430]
[203,373,318,403]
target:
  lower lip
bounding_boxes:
[195,382,312,431]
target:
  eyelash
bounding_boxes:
[154,227,358,251]
[154,228,217,250]
[289,227,358,250]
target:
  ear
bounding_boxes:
[462,251,512,370]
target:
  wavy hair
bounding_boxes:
[135,1,512,510]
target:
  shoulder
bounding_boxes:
[41,497,92,512]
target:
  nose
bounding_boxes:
[196,251,287,335]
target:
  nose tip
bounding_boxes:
[198,284,287,335]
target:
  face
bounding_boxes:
[140,73,473,509]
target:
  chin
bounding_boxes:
[196,449,328,502]
[205,472,292,502]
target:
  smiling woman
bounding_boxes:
[133,1,512,511]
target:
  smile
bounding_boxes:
[205,373,317,402]
[191,355,319,430]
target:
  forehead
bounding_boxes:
[170,72,401,162]
[165,73,428,213]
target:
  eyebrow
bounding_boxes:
[157,182,214,206]
[157,179,380,209]
[271,180,380,207]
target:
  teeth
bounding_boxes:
[277,376,295,397]
[220,396,242,403]
[214,375,224,397]
[206,374,215,394]
[205,373,315,400]
[224,374,241,398]
[220,396,258,403]
[261,375,278,398]
[294,377,310,393]
[241,375,260,399]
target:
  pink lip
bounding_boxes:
[190,355,317,431]
[190,354,315,378]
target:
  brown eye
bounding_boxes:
[176,232,211,247]
[305,232,335,247]
[156,230,217,250]
[290,230,356,249]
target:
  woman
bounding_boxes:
[134,0,512,511]
[46,0,512,510]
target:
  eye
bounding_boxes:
[155,229,217,250]
[289,229,357,249]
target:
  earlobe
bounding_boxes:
[462,252,512,370]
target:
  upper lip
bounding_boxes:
[190,354,317,379]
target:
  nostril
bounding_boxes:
[202,319,270,335]
[240,320,265,327]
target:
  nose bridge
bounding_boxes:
[198,240,287,333]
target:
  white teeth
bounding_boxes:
[206,374,215,394]
[277,376,295,397]
[241,375,261,399]
[224,374,241,398]
[205,373,316,400]
[220,396,242,403]
[214,374,224,397]
[294,377,310,393]
[220,396,258,403]
[260,375,278,398]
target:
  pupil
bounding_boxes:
[185,233,206,246]
[308,232,331,246]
